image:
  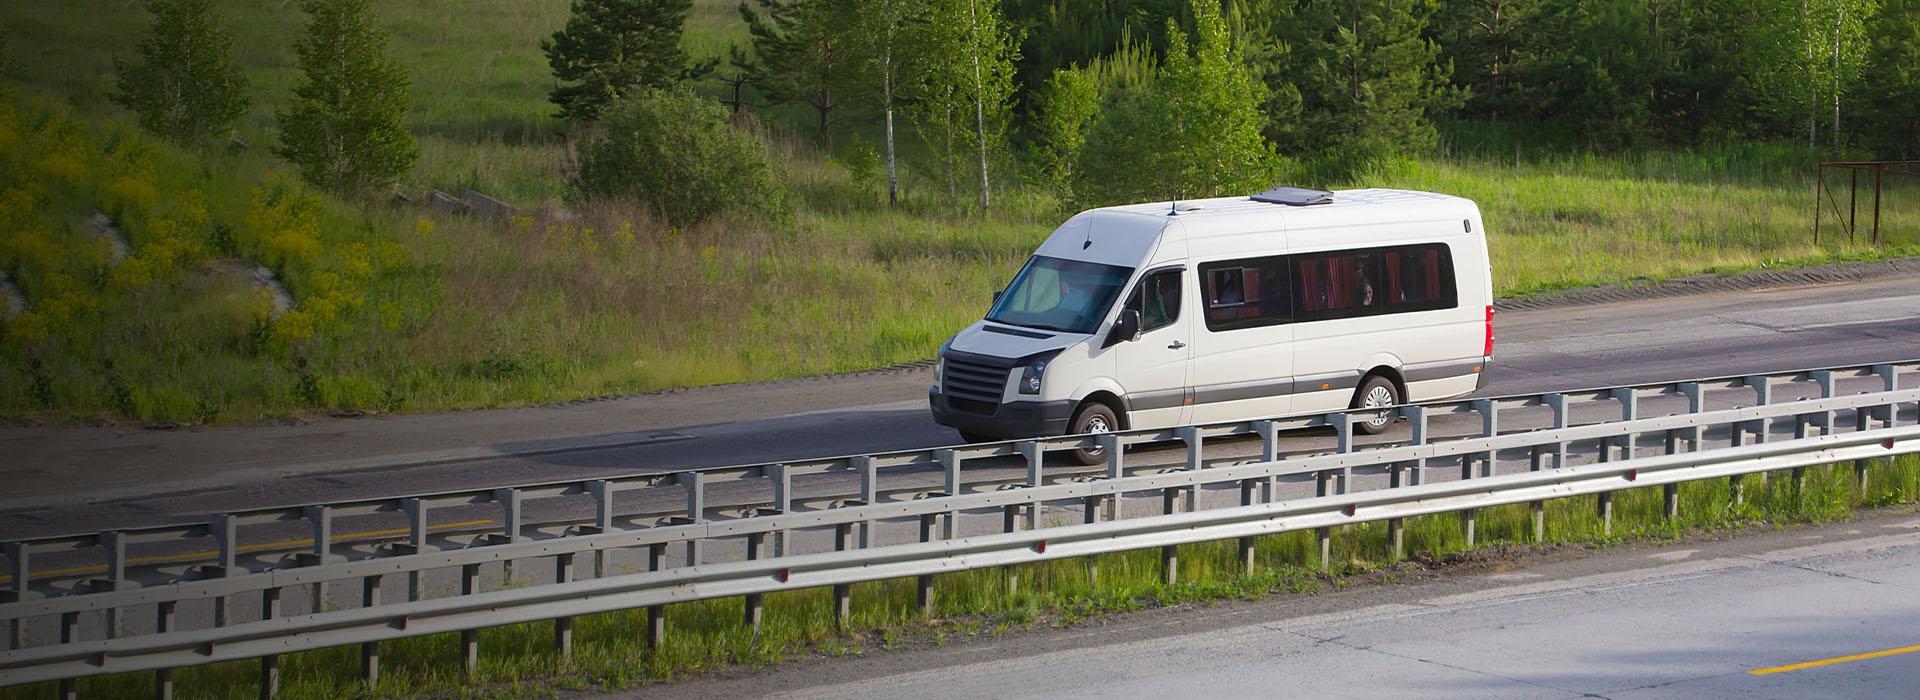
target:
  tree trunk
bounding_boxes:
[884,37,898,207]
[969,0,991,212]
[1831,3,1844,158]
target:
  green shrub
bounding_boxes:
[575,89,789,225]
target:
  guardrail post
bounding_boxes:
[397,499,428,603]
[917,514,937,616]
[589,480,614,578]
[1664,483,1680,521]
[1257,420,1281,501]
[261,586,282,698]
[554,553,575,656]
[1750,377,1779,485]
[1530,501,1545,543]
[493,489,524,584]
[3,541,22,649]
[1680,383,1706,450]
[1333,412,1354,492]
[855,456,878,548]
[99,531,125,639]
[1463,508,1478,548]
[1162,538,1179,586]
[744,532,766,632]
[1101,433,1124,521]
[770,464,793,556]
[1613,388,1638,461]
[55,608,77,699]
[1597,492,1614,536]
[1875,364,1899,427]
[460,563,480,674]
[361,574,382,686]
[1179,426,1202,511]
[1473,399,1498,478]
[1239,477,1260,574]
[304,505,334,613]
[1406,406,1429,485]
[681,472,705,566]
[1813,370,1838,435]
[834,523,855,628]
[935,452,959,540]
[646,543,667,649]
[214,514,237,627]
[1019,440,1043,531]
[155,600,175,699]
[1544,394,1569,468]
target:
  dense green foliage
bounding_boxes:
[1074,0,1277,204]
[0,0,1915,423]
[111,0,248,146]
[273,0,418,194]
[544,0,708,122]
[576,89,787,224]
[1858,0,1920,159]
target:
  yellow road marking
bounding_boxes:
[1749,644,1920,676]
[1,519,495,584]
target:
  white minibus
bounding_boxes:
[929,186,1495,464]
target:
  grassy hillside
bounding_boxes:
[0,1,1913,423]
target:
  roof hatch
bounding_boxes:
[1249,186,1334,207]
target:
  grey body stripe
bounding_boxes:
[1130,389,1186,411]
[1403,357,1484,383]
[1120,358,1481,412]
[1190,377,1296,405]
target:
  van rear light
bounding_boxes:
[1483,305,1495,358]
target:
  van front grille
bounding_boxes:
[942,354,1012,409]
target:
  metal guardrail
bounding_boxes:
[4,362,1910,597]
[1,360,1916,697]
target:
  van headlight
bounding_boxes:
[1018,360,1047,395]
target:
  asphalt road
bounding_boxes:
[646,512,1920,700]
[7,276,1920,538]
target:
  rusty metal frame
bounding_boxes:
[1815,160,1919,246]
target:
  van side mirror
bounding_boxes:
[1105,309,1142,347]
[992,289,1003,306]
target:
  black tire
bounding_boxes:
[1350,375,1400,435]
[958,431,996,444]
[1067,402,1120,466]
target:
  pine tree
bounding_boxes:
[543,0,709,123]
[1428,0,1537,125]
[1270,0,1463,165]
[739,0,851,145]
[111,0,249,146]
[273,0,418,194]
[1857,0,1920,158]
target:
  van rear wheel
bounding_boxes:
[1067,403,1118,466]
[1350,376,1399,435]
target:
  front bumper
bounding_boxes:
[928,386,1074,439]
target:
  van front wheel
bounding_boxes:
[1067,403,1118,466]
[1350,376,1399,435]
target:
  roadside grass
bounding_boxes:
[12,455,1915,699]
[3,2,1918,423]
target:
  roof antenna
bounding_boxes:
[1168,194,1179,217]
[1081,219,1094,249]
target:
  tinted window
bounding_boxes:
[1381,244,1457,313]
[1122,268,1183,333]
[1294,251,1384,322]
[1199,255,1291,331]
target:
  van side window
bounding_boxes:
[1199,256,1291,332]
[1381,243,1457,313]
[1122,268,1182,333]
[1294,251,1384,322]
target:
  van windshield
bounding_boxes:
[986,256,1133,334]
